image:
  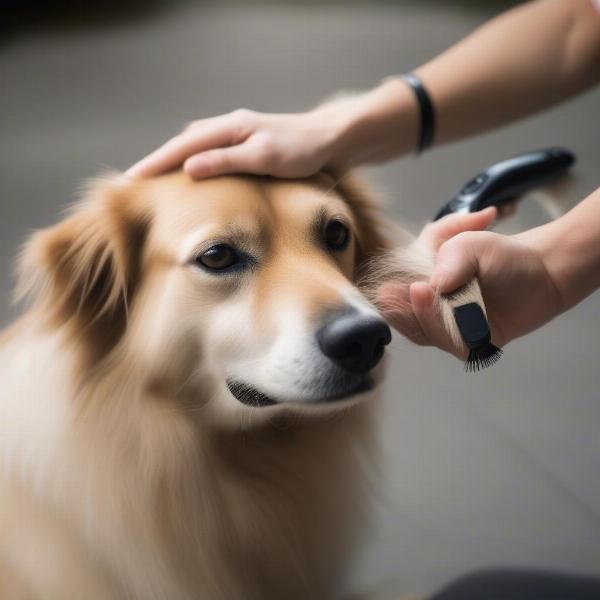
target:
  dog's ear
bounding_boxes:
[331,173,392,272]
[16,175,150,360]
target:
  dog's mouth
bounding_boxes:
[226,377,374,408]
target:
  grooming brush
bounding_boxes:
[434,147,575,371]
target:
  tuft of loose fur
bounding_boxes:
[361,236,500,368]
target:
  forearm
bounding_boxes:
[416,0,600,145]
[527,186,600,311]
[327,78,419,167]
[331,0,600,166]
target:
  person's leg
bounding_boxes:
[429,568,600,600]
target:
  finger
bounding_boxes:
[429,231,491,294]
[126,121,240,178]
[183,142,269,178]
[183,118,208,130]
[376,281,427,345]
[420,206,497,251]
[410,282,464,357]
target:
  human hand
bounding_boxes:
[377,208,565,358]
[126,78,421,179]
[126,103,352,180]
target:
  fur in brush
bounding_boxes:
[362,237,502,371]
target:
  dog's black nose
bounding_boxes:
[317,309,392,373]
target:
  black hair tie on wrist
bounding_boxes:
[402,74,435,154]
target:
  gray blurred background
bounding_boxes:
[2,1,599,598]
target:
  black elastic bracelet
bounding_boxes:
[402,74,435,154]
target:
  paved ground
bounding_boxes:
[2,2,600,598]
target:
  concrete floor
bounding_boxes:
[2,2,600,598]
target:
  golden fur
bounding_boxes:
[0,171,472,599]
[0,173,391,600]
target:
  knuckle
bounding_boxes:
[438,234,468,259]
[451,229,484,248]
[453,230,474,244]
[175,131,194,144]
[161,133,187,151]
[440,230,494,263]
[232,108,254,122]
[230,109,257,142]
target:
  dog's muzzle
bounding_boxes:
[226,307,391,408]
[316,308,391,373]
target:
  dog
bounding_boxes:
[0,169,473,599]
[0,170,405,600]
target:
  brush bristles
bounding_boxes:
[465,343,503,372]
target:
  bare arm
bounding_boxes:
[379,185,600,356]
[339,0,600,163]
[128,0,600,178]
[530,185,600,312]
[416,0,600,144]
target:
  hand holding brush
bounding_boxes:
[377,184,600,369]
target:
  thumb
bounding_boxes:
[430,231,492,294]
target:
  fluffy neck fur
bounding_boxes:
[0,314,376,600]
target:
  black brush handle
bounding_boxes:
[434,147,575,221]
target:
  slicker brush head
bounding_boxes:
[465,343,503,372]
[453,302,503,372]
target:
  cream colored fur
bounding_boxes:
[363,236,484,353]
[0,172,393,600]
[0,170,471,600]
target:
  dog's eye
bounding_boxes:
[196,244,240,271]
[324,220,350,252]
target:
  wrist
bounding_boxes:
[516,222,571,313]
[520,201,600,312]
[324,77,420,168]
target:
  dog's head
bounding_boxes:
[18,172,390,424]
